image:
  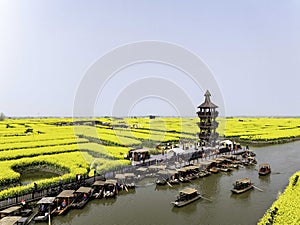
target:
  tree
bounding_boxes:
[0,112,5,121]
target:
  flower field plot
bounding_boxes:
[224,118,300,143]
[1,117,300,199]
[258,171,300,225]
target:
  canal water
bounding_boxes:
[50,141,300,225]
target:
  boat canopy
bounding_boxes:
[179,188,197,195]
[185,165,199,170]
[124,173,135,177]
[37,197,56,205]
[0,216,22,225]
[259,163,270,168]
[177,167,188,172]
[136,167,148,172]
[158,169,175,175]
[75,187,92,193]
[57,190,75,198]
[115,174,126,179]
[201,161,212,166]
[236,178,251,184]
[105,179,118,185]
[93,180,106,186]
[148,165,166,170]
[0,206,21,215]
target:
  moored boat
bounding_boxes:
[209,167,220,174]
[259,163,271,176]
[33,197,56,222]
[231,178,253,194]
[171,188,202,207]
[71,187,92,209]
[103,179,118,198]
[52,190,75,215]
[92,180,105,198]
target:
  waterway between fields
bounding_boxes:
[44,141,300,225]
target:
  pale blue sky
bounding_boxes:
[0,1,299,117]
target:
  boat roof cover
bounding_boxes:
[136,167,148,172]
[37,197,56,205]
[188,165,200,170]
[148,165,166,170]
[57,190,75,198]
[124,173,135,177]
[105,179,118,184]
[93,180,106,186]
[75,187,92,193]
[115,174,126,179]
[201,161,212,166]
[177,167,188,172]
[236,178,251,184]
[0,216,22,225]
[259,163,270,167]
[180,188,197,195]
[0,206,21,214]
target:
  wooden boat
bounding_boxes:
[231,178,253,194]
[92,180,105,198]
[0,206,22,219]
[33,197,56,222]
[198,170,210,178]
[259,163,271,176]
[171,188,202,207]
[209,167,220,174]
[219,164,232,172]
[242,150,256,158]
[0,216,22,225]
[168,170,180,185]
[177,167,190,183]
[123,173,136,189]
[52,190,75,215]
[115,173,136,190]
[71,187,92,209]
[103,179,118,198]
[242,157,257,166]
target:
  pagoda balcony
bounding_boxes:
[197,111,219,118]
[197,121,219,128]
[198,132,219,139]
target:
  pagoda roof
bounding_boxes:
[198,90,218,108]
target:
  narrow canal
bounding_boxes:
[49,141,300,225]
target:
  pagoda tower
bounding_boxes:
[197,90,219,146]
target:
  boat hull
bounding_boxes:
[259,170,271,176]
[231,185,253,194]
[172,194,202,207]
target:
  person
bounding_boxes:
[21,199,26,206]
[61,199,67,208]
[83,193,87,201]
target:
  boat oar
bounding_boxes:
[122,180,128,192]
[253,185,263,192]
[163,177,173,187]
[200,195,212,202]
